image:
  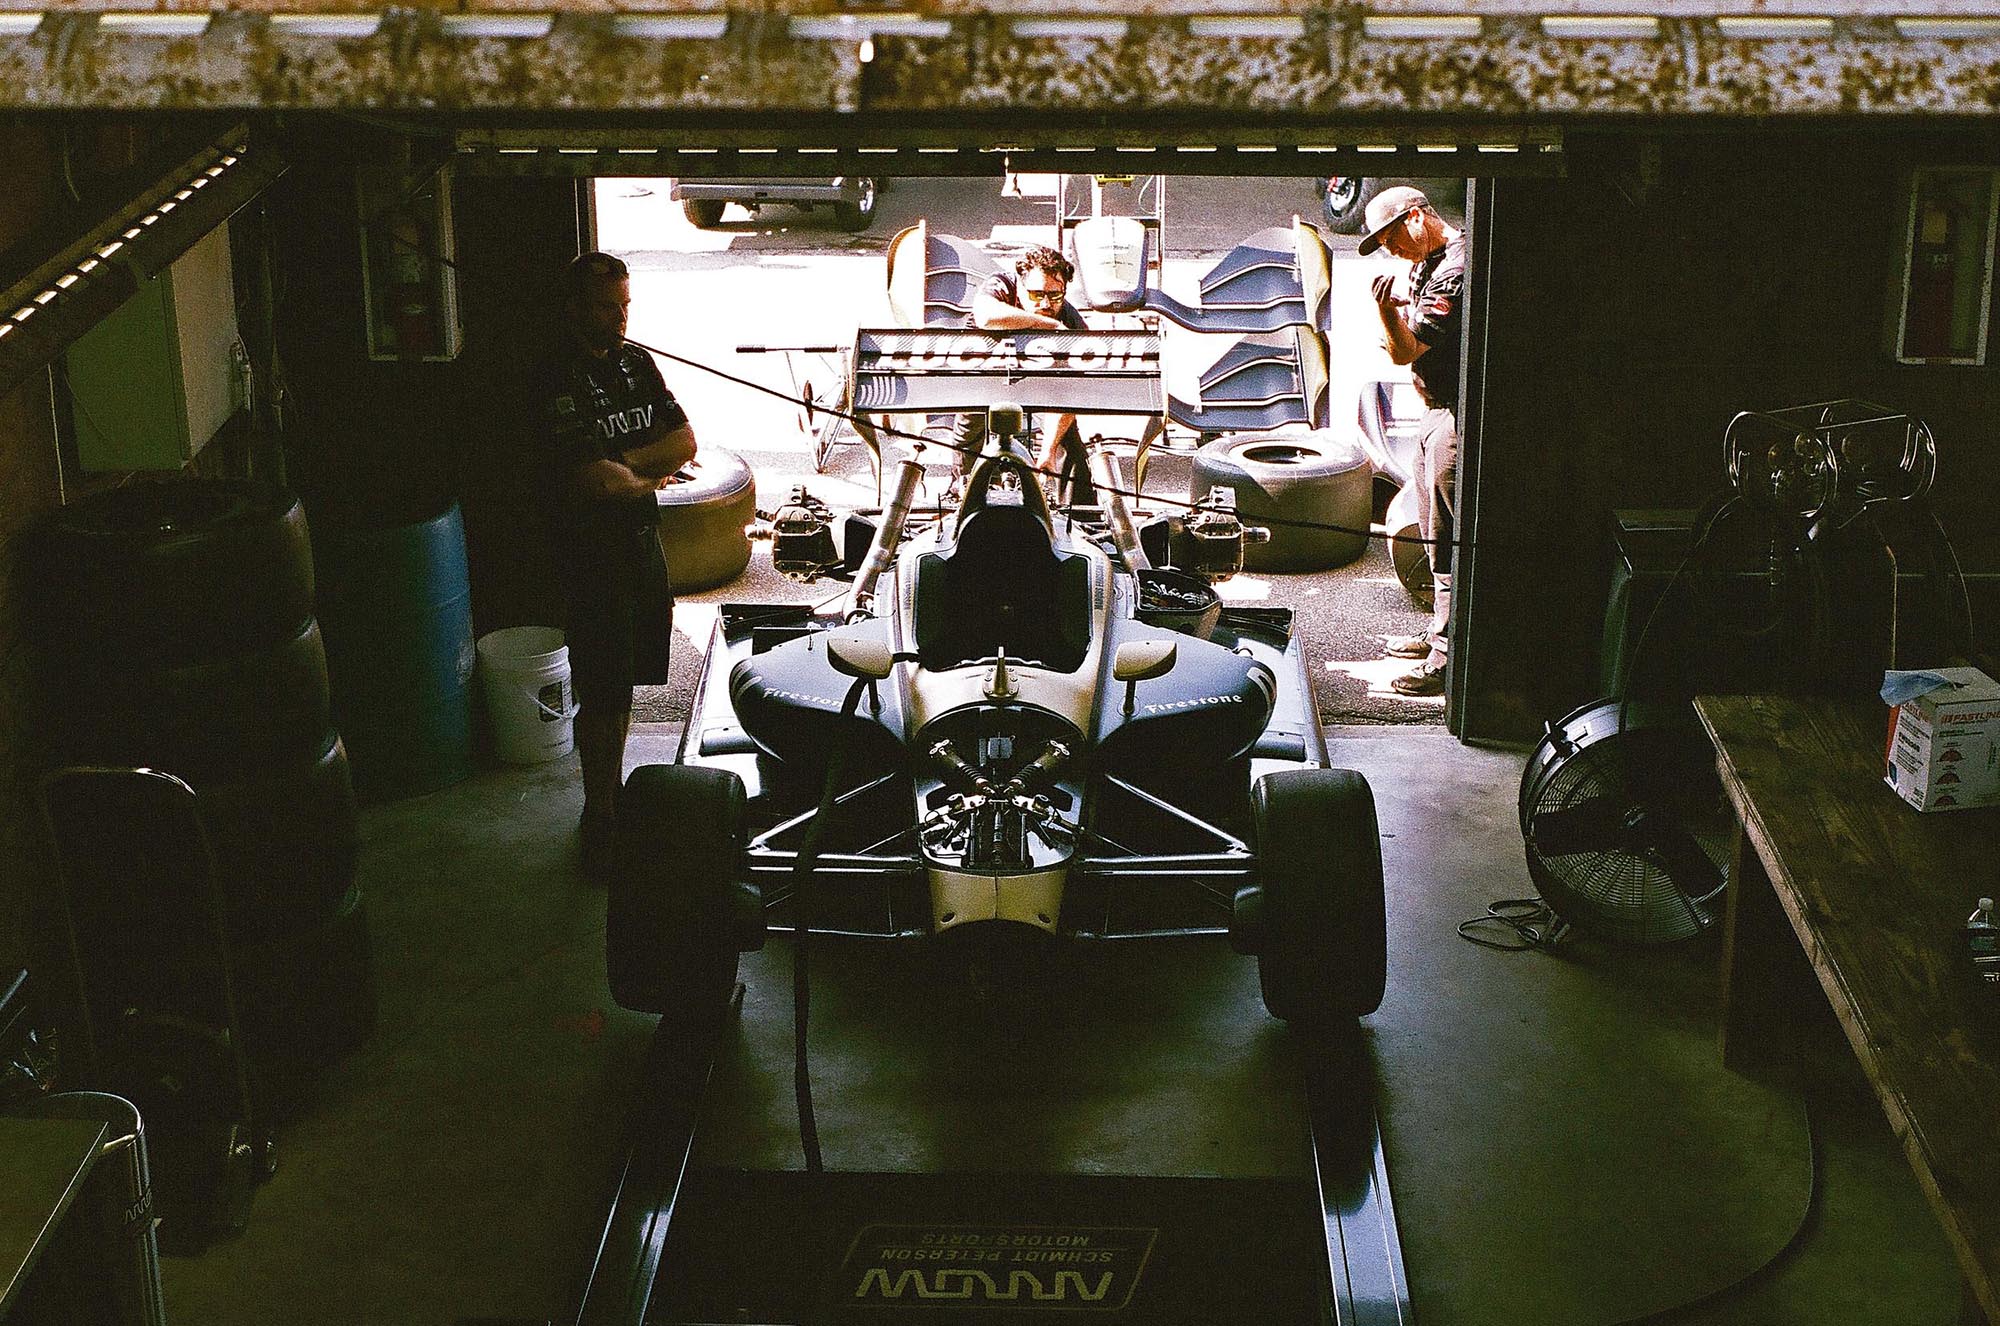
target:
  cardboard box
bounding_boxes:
[1884,667,2000,811]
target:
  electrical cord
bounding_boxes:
[1604,1094,1823,1325]
[1456,898,1568,952]
[789,674,871,1175]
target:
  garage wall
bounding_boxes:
[1463,130,2000,744]
[265,133,582,640]
[0,121,63,981]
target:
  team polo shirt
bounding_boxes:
[1407,233,1467,413]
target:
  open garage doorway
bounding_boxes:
[589,172,1474,727]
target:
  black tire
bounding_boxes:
[55,616,333,774]
[1192,430,1373,571]
[833,179,878,233]
[683,199,725,228]
[196,731,361,942]
[21,479,315,666]
[1322,177,1386,235]
[1383,483,1435,608]
[654,449,756,592]
[234,885,376,1082]
[1250,768,1388,1024]
[607,765,751,1014]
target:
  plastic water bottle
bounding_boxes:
[1969,898,2000,986]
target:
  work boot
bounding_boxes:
[1390,655,1448,697]
[1383,628,1434,659]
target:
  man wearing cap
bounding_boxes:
[533,251,696,874]
[1358,185,1466,698]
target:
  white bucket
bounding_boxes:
[476,626,578,764]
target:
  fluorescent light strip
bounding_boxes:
[857,146,898,154]
[557,148,597,155]
[1417,144,1458,154]
[98,240,125,257]
[1476,143,1520,153]
[1012,18,1127,40]
[616,148,656,155]
[1356,144,1397,153]
[1542,16,1659,40]
[55,273,78,289]
[498,147,539,155]
[1235,145,1277,153]
[1298,145,1339,153]
[917,147,958,154]
[0,325,12,339]
[0,14,43,35]
[1054,146,1095,154]
[610,14,726,38]
[97,12,210,36]
[798,147,838,154]
[1714,17,1834,39]
[77,258,99,273]
[1187,16,1303,39]
[1363,16,1480,39]
[34,290,56,305]
[270,14,382,38]
[676,147,717,154]
[1115,146,1156,153]
[10,308,32,323]
[1176,145,1219,153]
[1896,18,2000,39]
[740,147,777,154]
[439,14,552,38]
[788,14,950,38]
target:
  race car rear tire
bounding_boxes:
[1249,768,1388,1024]
[1192,429,1373,571]
[655,449,756,592]
[607,765,754,1014]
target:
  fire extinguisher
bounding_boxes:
[386,213,436,359]
[1904,191,1958,359]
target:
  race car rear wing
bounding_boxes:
[850,328,1166,416]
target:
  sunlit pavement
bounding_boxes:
[599,176,1446,723]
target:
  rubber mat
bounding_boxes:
[651,1168,1324,1325]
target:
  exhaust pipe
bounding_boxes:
[1086,441,1150,571]
[845,457,925,619]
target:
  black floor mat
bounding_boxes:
[653,1169,1324,1325]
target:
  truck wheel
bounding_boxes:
[833,179,877,232]
[683,199,724,229]
[607,765,755,1014]
[1322,177,1385,235]
[655,449,756,592]
[1249,768,1388,1024]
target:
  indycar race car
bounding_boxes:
[607,416,1388,1027]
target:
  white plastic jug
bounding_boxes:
[476,626,577,764]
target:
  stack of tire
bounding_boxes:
[21,480,377,1093]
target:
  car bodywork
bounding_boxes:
[669,176,877,230]
[612,432,1388,1027]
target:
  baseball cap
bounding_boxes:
[1356,185,1431,256]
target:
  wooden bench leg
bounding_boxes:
[1717,823,1803,1084]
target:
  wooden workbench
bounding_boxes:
[1695,694,2000,1325]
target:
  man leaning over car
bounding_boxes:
[950,244,1094,501]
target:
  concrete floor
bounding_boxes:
[156,722,1963,1326]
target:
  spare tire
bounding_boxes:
[656,449,756,592]
[21,479,314,665]
[194,730,361,942]
[1192,428,1373,571]
[54,616,333,774]
[234,885,376,1086]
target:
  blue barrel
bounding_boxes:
[312,502,476,803]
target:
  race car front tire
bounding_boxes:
[1248,768,1388,1024]
[607,764,756,1014]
